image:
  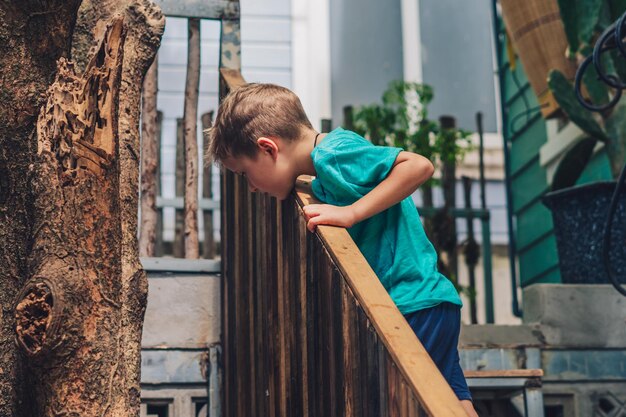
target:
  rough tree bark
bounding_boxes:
[0,1,164,416]
[0,2,82,415]
[69,2,165,415]
[16,19,128,414]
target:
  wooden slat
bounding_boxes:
[174,118,185,258]
[201,112,215,259]
[152,0,239,19]
[464,369,544,378]
[295,176,467,417]
[220,68,246,90]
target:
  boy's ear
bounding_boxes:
[256,137,279,159]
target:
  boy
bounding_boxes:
[207,83,478,417]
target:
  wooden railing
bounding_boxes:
[220,70,467,417]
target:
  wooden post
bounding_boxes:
[155,111,164,257]
[139,55,159,257]
[343,105,354,131]
[202,112,215,259]
[183,18,201,259]
[174,118,185,258]
[439,115,458,282]
[462,176,479,324]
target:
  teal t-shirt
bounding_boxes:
[311,128,461,314]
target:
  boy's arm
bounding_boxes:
[303,151,434,232]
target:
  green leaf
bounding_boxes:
[609,0,626,21]
[548,70,609,141]
[557,0,605,55]
[576,0,604,45]
[557,0,580,54]
[551,137,597,191]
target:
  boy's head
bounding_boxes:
[206,83,313,165]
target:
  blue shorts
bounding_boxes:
[404,302,472,401]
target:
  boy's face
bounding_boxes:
[222,139,294,200]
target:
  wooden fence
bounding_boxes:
[140,110,218,259]
[220,72,467,417]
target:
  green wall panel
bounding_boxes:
[516,200,555,252]
[518,234,561,286]
[510,118,548,175]
[502,64,533,105]
[498,19,560,288]
[511,162,549,213]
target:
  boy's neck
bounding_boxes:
[286,129,326,177]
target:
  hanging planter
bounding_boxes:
[499,0,578,118]
[543,181,626,284]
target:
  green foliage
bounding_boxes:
[352,80,473,177]
[548,70,608,142]
[547,1,626,189]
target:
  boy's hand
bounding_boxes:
[302,204,357,232]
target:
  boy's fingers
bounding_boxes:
[303,205,321,219]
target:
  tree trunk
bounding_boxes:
[71,2,164,415]
[0,1,164,415]
[16,20,127,414]
[183,18,201,259]
[0,2,82,416]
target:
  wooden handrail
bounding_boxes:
[220,70,468,417]
[296,177,467,417]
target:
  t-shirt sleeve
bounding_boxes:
[313,136,402,204]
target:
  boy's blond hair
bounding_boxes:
[205,83,313,165]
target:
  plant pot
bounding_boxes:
[543,181,626,284]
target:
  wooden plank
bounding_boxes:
[156,197,219,210]
[244,185,254,416]
[182,17,201,259]
[174,118,185,258]
[254,194,269,417]
[295,177,467,417]
[140,257,220,273]
[378,313,389,417]
[387,361,400,417]
[155,111,164,257]
[152,0,239,19]
[464,369,544,378]
[362,313,380,417]
[201,112,215,259]
[297,213,310,417]
[331,268,344,417]
[342,283,355,417]
[220,68,246,90]
[276,201,289,417]
[219,19,241,72]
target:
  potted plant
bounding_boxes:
[542,2,626,284]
